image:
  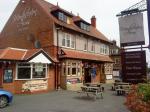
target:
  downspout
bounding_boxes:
[56,27,61,90]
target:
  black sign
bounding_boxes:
[147,0,150,49]
[121,51,146,83]
[3,69,13,83]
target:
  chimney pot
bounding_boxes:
[91,16,96,28]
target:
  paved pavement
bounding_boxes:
[1,85,130,112]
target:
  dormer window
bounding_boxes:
[80,22,90,31]
[58,12,67,22]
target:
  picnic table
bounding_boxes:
[77,83,103,99]
[113,82,131,95]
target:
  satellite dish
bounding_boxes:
[34,40,41,48]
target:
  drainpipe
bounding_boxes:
[56,27,61,90]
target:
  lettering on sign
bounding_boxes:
[22,80,48,92]
[13,7,38,32]
[121,51,146,83]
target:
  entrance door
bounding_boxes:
[100,64,105,83]
[0,64,3,87]
[84,68,91,83]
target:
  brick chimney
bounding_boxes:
[91,16,96,28]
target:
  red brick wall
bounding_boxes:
[0,0,54,52]
[2,63,55,94]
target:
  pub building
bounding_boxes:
[0,0,113,94]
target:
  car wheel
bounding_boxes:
[0,96,8,108]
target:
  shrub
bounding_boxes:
[138,84,150,102]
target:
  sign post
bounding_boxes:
[147,0,150,49]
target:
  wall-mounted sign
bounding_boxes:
[22,80,48,92]
[121,51,146,83]
[119,13,145,47]
[67,78,81,84]
[106,75,113,80]
[3,69,13,83]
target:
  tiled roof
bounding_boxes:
[0,47,57,62]
[59,49,113,62]
[36,0,110,43]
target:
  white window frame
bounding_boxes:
[61,32,75,49]
[15,63,48,80]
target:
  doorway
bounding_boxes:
[84,68,91,83]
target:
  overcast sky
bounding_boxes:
[0,0,150,65]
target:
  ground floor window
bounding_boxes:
[62,60,82,76]
[16,63,48,80]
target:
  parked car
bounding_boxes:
[0,89,13,108]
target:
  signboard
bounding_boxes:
[67,78,81,84]
[3,69,13,83]
[119,13,145,47]
[106,75,113,80]
[121,51,146,83]
[22,80,48,92]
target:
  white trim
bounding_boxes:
[29,53,52,64]
[9,47,27,51]
[14,78,49,81]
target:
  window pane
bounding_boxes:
[66,34,70,47]
[32,68,46,78]
[68,67,70,75]
[58,12,64,21]
[71,38,75,48]
[62,37,65,46]
[18,68,31,79]
[72,67,76,75]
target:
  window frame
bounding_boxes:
[16,63,48,80]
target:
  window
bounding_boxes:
[100,44,109,55]
[71,37,75,48]
[80,22,90,31]
[71,63,77,75]
[83,40,87,51]
[63,61,82,76]
[91,41,95,52]
[61,32,75,49]
[58,12,67,23]
[17,63,31,79]
[66,35,71,47]
[17,63,47,80]
[62,37,66,46]
[32,64,46,78]
[115,58,120,64]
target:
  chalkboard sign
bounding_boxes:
[3,69,13,83]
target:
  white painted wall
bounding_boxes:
[29,53,52,64]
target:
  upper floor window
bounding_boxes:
[100,44,109,55]
[83,39,87,51]
[58,12,67,23]
[61,33,75,49]
[91,41,95,52]
[80,22,90,31]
